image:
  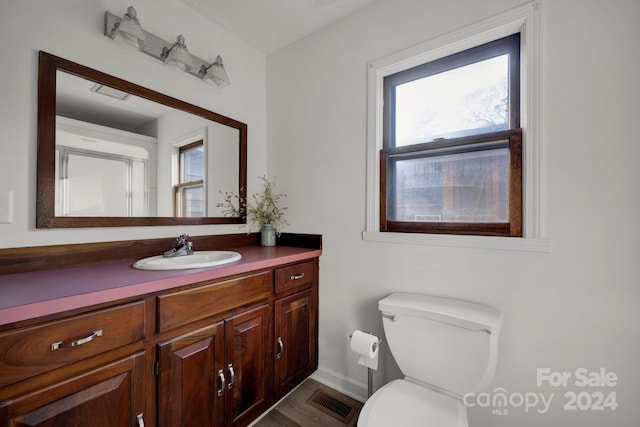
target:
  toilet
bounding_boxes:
[358,293,503,427]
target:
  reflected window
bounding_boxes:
[55,145,149,217]
[175,140,205,217]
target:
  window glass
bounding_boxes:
[67,154,128,216]
[181,145,204,182]
[55,148,148,217]
[175,140,205,217]
[177,186,204,217]
[395,55,509,146]
[131,160,146,216]
[389,146,509,223]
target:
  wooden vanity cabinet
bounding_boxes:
[0,352,146,427]
[274,260,318,398]
[157,305,271,427]
[156,271,273,427]
[0,301,147,427]
[224,304,271,425]
[0,256,319,427]
[157,321,225,426]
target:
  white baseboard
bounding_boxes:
[310,365,369,402]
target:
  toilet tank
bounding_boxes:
[379,293,503,397]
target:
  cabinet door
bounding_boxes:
[158,322,225,427]
[0,352,145,427]
[225,304,270,426]
[274,289,316,397]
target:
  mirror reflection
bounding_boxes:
[56,70,239,218]
[36,51,247,228]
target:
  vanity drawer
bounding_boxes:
[0,300,145,387]
[275,260,315,294]
[157,271,272,333]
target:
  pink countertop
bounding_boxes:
[0,245,321,326]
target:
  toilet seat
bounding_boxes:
[357,379,468,427]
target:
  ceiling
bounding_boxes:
[56,70,172,134]
[181,0,374,54]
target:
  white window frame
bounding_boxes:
[363,1,549,252]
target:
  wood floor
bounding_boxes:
[252,379,363,427]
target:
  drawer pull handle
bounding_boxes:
[50,329,103,351]
[136,413,145,427]
[291,273,305,280]
[277,337,284,359]
[228,364,235,389]
[217,369,225,396]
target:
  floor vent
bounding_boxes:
[306,389,356,424]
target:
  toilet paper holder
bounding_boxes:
[349,331,383,349]
[349,330,382,398]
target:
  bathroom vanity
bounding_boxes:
[0,234,321,427]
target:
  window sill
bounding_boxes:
[362,231,550,253]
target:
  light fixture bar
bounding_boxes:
[104,8,229,88]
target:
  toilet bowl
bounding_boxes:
[358,379,467,427]
[357,293,503,427]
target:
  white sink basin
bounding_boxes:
[133,251,242,270]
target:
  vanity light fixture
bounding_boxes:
[104,6,230,88]
[162,35,197,72]
[200,56,230,88]
[106,6,147,49]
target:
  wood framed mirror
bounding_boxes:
[36,51,246,228]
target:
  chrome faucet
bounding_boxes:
[163,234,194,258]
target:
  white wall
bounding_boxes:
[0,0,267,248]
[267,0,640,425]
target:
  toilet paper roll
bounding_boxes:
[350,330,379,370]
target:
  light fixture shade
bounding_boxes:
[163,35,197,72]
[201,56,230,88]
[108,6,147,49]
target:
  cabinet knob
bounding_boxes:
[136,413,145,427]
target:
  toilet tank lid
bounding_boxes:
[378,293,503,333]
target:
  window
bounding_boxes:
[381,33,522,237]
[174,140,205,217]
[365,2,544,249]
[56,147,149,217]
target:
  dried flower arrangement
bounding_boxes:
[217,175,288,234]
